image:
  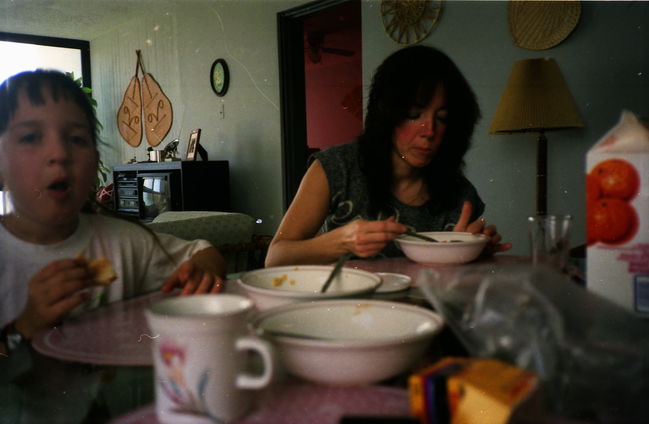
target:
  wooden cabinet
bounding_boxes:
[112,161,229,221]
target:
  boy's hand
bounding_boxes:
[15,258,91,339]
[161,260,224,295]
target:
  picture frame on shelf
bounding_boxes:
[185,129,201,161]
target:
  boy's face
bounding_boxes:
[0,87,98,227]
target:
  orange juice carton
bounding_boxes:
[409,357,539,424]
[586,110,649,316]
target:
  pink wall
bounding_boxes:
[305,57,362,151]
[303,2,362,153]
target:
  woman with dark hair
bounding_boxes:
[265,46,511,266]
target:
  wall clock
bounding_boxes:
[210,58,229,97]
[381,0,443,46]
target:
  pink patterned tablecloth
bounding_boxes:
[31,291,172,366]
[30,282,248,366]
[109,382,412,424]
[30,256,527,367]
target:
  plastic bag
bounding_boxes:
[418,263,649,423]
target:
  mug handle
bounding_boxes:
[235,336,274,389]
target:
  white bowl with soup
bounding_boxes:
[395,231,489,265]
[237,265,381,310]
[251,299,444,386]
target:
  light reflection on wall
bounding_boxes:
[0,190,12,215]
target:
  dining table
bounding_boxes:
[1,254,541,424]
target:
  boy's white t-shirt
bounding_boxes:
[0,213,211,326]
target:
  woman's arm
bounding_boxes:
[265,161,406,266]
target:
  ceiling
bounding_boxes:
[2,0,362,69]
[0,0,174,40]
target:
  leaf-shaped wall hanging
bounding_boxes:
[116,59,143,147]
[138,50,174,147]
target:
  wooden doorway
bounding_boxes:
[277,0,362,210]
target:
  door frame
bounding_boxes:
[277,0,357,210]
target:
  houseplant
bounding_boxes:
[67,72,113,207]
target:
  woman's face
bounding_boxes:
[392,85,447,170]
[0,87,98,228]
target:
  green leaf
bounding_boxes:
[65,72,106,187]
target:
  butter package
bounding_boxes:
[409,357,539,424]
[408,357,469,423]
[586,110,649,316]
[446,359,539,424]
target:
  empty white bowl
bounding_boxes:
[237,265,382,310]
[395,231,489,265]
[250,299,444,386]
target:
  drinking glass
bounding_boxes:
[528,214,572,273]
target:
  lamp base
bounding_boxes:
[536,131,547,216]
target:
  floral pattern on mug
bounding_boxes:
[157,339,222,423]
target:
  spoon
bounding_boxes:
[256,328,332,340]
[320,253,352,293]
[403,230,439,243]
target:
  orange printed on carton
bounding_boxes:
[586,110,649,316]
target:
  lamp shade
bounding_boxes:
[489,58,584,134]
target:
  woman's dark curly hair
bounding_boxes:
[0,69,99,146]
[358,45,481,216]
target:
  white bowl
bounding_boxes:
[237,265,382,311]
[250,299,444,386]
[395,231,489,265]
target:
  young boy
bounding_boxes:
[0,70,226,355]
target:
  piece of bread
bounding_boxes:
[88,257,118,285]
[76,254,117,285]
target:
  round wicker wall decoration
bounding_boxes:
[381,0,443,46]
[508,0,581,50]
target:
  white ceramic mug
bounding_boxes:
[145,294,274,424]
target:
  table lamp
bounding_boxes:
[489,58,584,215]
